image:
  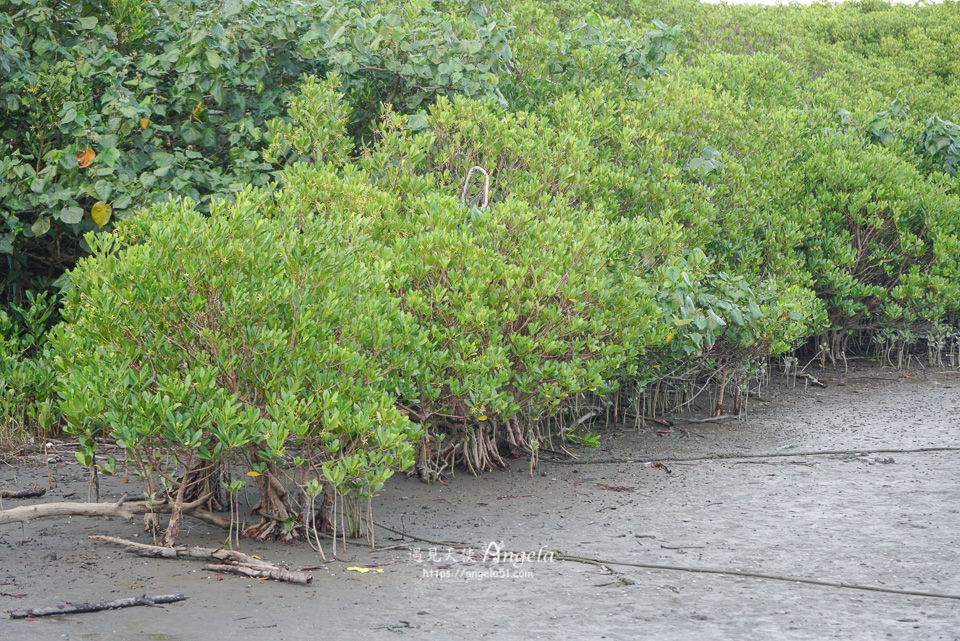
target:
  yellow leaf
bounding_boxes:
[91,201,112,228]
[346,566,371,573]
[140,117,150,129]
[77,149,95,168]
[376,569,383,573]
[246,471,261,477]
[192,101,206,120]
[665,332,674,343]
[476,415,488,422]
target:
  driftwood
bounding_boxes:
[795,373,827,388]
[676,414,739,424]
[0,487,46,500]
[0,495,229,529]
[203,563,313,583]
[90,535,313,585]
[8,594,186,619]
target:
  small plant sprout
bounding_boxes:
[224,478,246,550]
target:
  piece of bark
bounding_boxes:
[90,535,277,570]
[796,373,827,388]
[8,594,186,619]
[90,536,312,585]
[0,487,47,500]
[0,495,229,529]
[204,564,313,585]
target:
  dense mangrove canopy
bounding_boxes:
[1,0,958,543]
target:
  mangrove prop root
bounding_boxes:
[89,535,312,585]
[242,461,298,542]
[8,594,187,619]
[0,487,46,500]
[0,495,229,529]
[373,523,960,603]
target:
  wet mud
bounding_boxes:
[1,365,958,640]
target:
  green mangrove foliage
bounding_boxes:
[1,0,512,301]
[276,161,664,475]
[4,0,960,546]
[54,194,422,541]
[53,159,666,539]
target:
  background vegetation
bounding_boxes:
[2,0,958,544]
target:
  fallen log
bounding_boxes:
[676,415,739,424]
[91,535,277,568]
[8,594,186,619]
[0,495,229,529]
[0,487,47,500]
[90,535,313,585]
[204,563,313,584]
[795,373,827,388]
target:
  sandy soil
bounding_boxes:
[1,363,959,640]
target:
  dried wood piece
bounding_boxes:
[0,497,138,524]
[0,495,229,529]
[0,487,47,499]
[91,535,276,569]
[203,564,313,584]
[796,373,827,388]
[8,594,186,619]
[676,415,738,424]
[90,536,313,585]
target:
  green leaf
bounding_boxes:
[99,147,121,168]
[60,206,84,224]
[31,216,51,237]
[223,0,242,18]
[94,180,113,202]
[206,49,222,68]
[408,113,430,131]
[729,307,744,326]
[75,451,91,467]
[181,124,204,146]
[190,28,209,46]
[78,16,98,30]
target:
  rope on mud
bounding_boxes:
[540,446,960,465]
[551,554,960,602]
[375,522,465,548]
[373,523,960,602]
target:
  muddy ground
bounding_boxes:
[1,364,959,640]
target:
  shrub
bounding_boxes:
[269,160,667,476]
[0,296,60,452]
[54,190,422,542]
[5,0,960,545]
[919,115,960,178]
[796,137,960,354]
[1,0,512,303]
